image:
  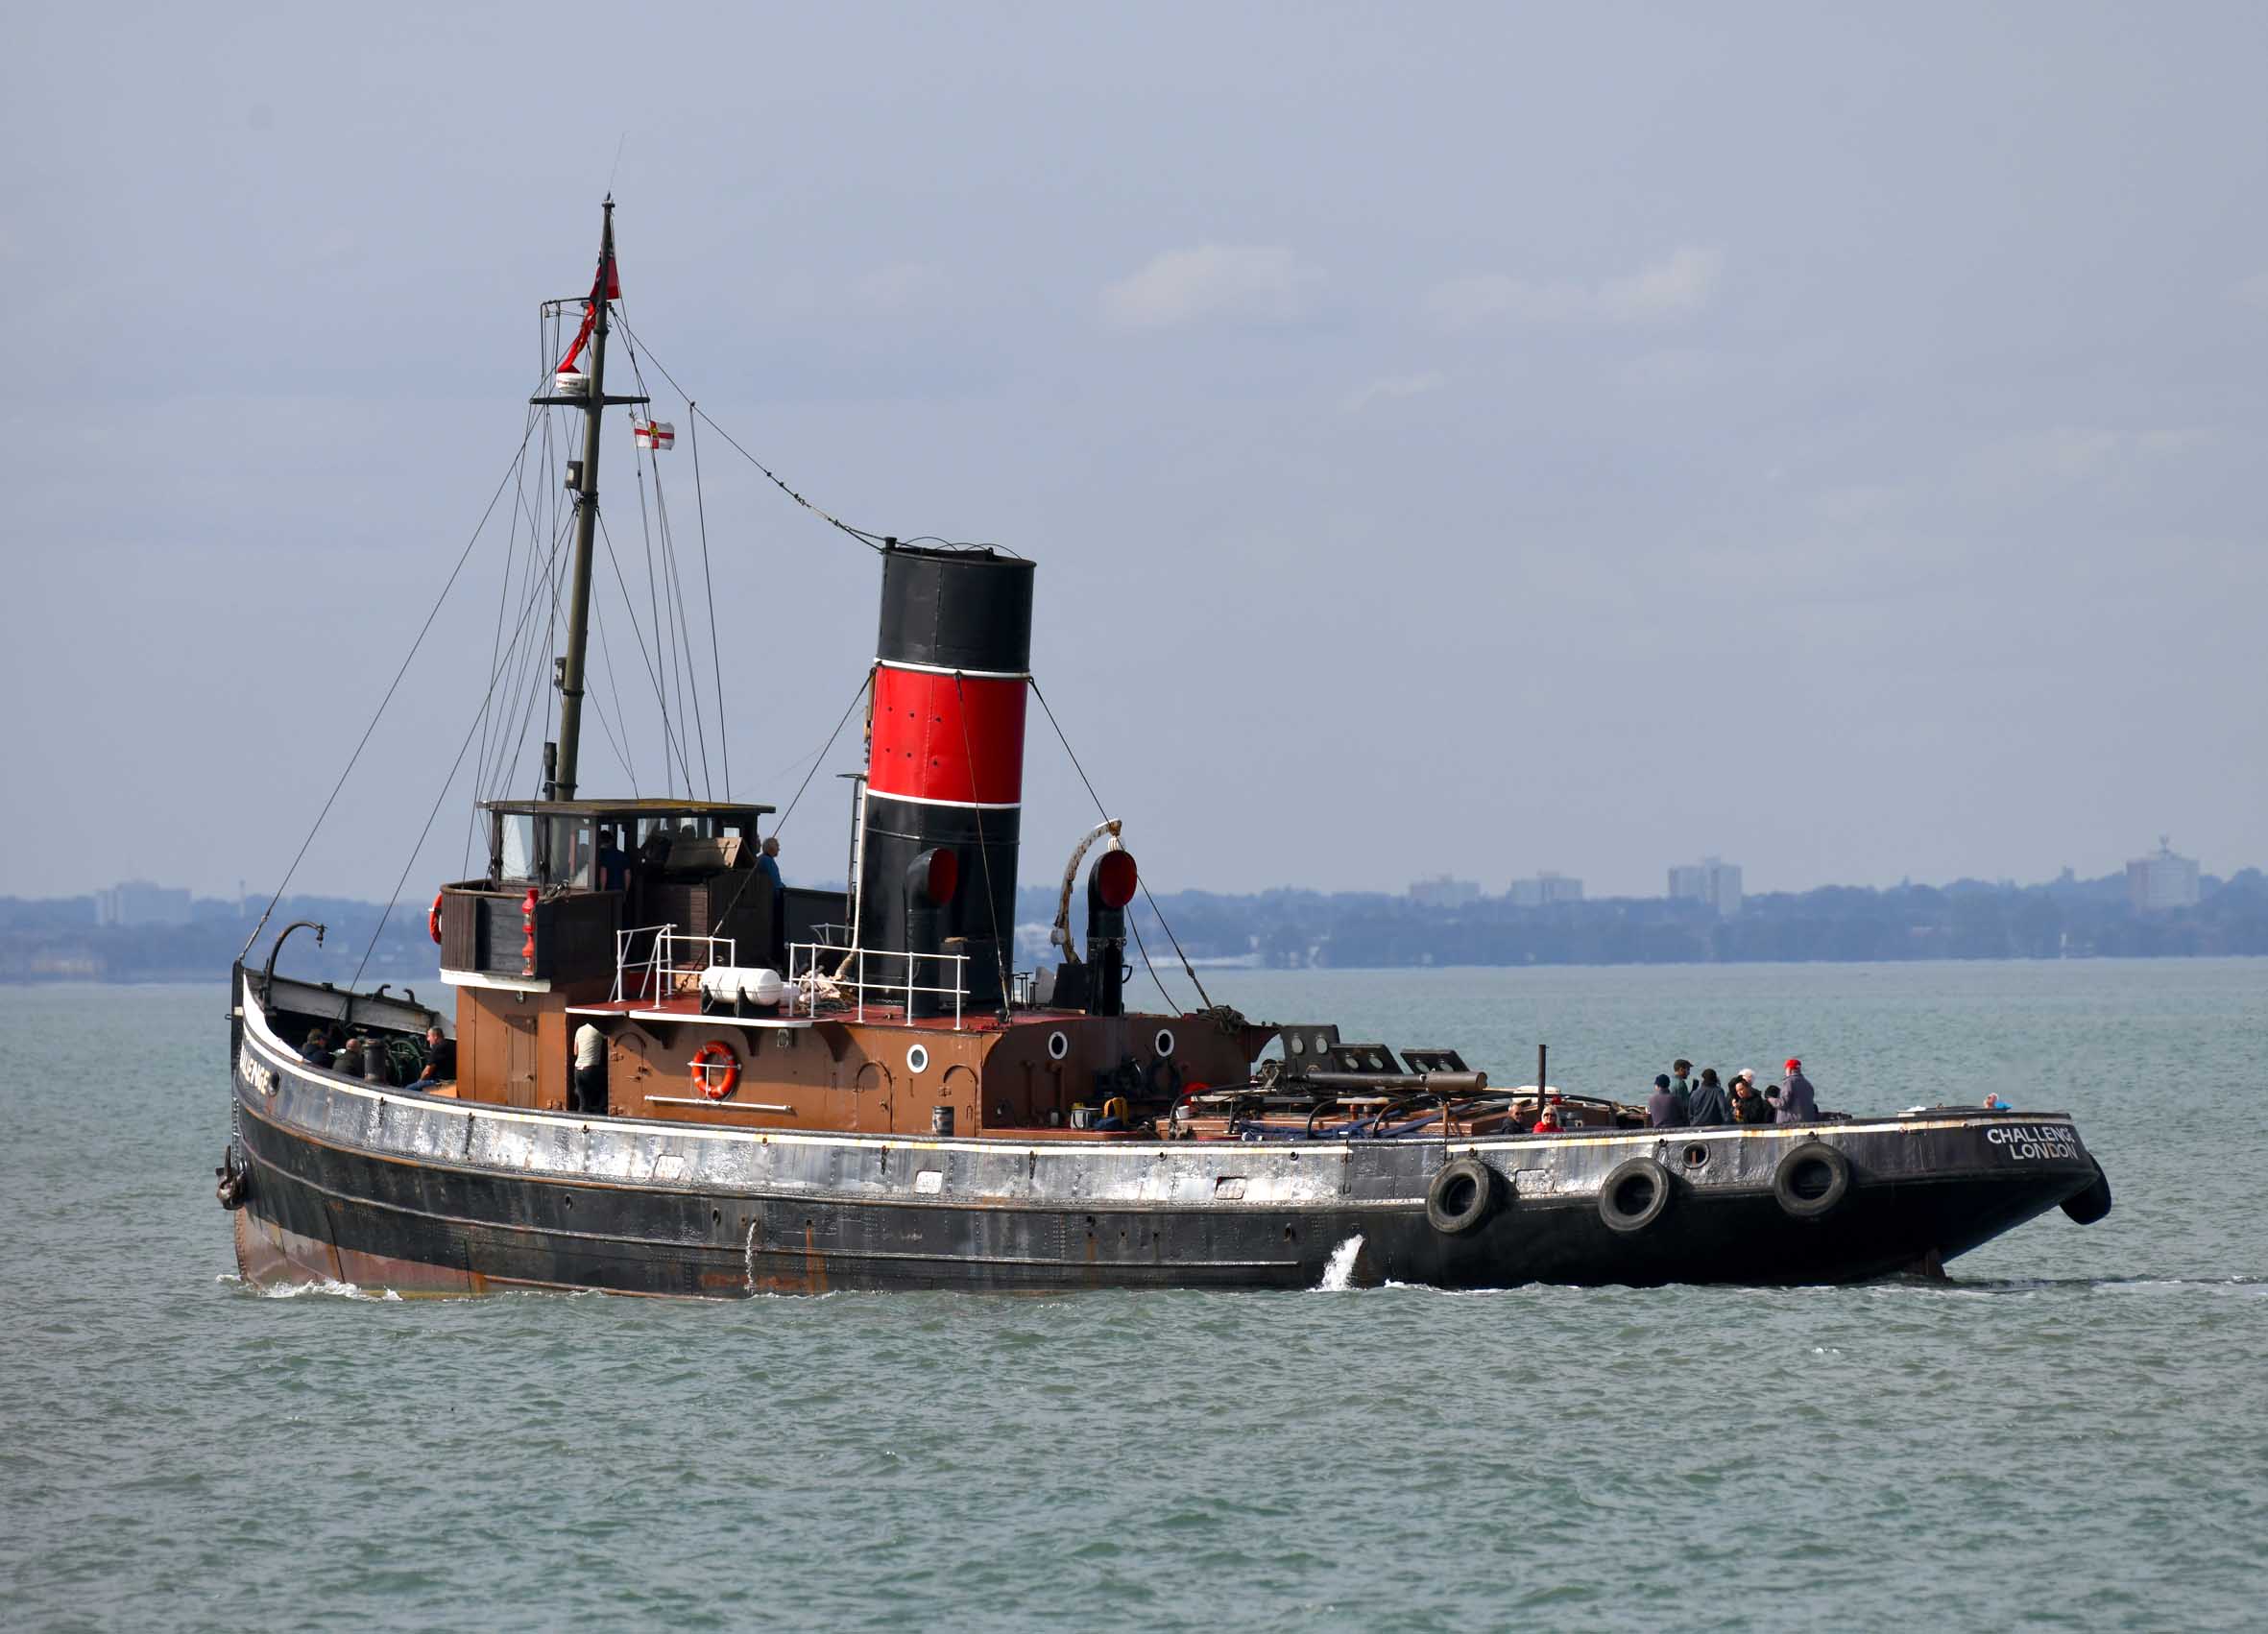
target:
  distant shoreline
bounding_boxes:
[8,949,2266,991]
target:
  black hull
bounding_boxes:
[229,982,2104,1297]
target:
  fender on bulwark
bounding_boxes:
[1599,1157,1673,1234]
[1773,1141,1852,1220]
[1425,1157,1496,1235]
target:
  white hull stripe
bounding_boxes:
[863,787,1024,812]
[875,658,1031,682]
[239,977,2074,1167]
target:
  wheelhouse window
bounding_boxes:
[497,812,537,882]
[547,817,595,889]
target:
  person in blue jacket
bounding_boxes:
[1686,1068,1735,1127]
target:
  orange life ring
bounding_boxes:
[690,1041,740,1101]
[428,890,446,945]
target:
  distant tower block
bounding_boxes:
[1669,857,1743,920]
[1409,875,1482,908]
[2127,837,2200,912]
[1509,872,1583,907]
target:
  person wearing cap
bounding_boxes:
[1770,1058,1820,1124]
[1646,1072,1688,1128]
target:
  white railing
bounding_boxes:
[788,941,972,1029]
[611,925,738,1005]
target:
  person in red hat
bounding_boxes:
[1770,1057,1819,1124]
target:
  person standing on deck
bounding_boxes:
[1671,1059,1695,1104]
[1687,1068,1734,1127]
[1771,1058,1820,1123]
[1647,1073,1687,1128]
[572,1022,606,1115]
[595,827,630,894]
[757,835,786,968]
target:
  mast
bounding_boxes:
[553,197,617,804]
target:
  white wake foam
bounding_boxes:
[1317,1234,1366,1290]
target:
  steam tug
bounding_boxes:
[222,204,2112,1295]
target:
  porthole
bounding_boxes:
[1289,1035,1306,1056]
[1154,1028,1176,1058]
[906,1044,929,1075]
[1047,1030,1069,1062]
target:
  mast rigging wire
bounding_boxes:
[468,408,544,872]
[347,484,634,990]
[953,673,1015,1015]
[596,510,697,793]
[590,594,638,795]
[706,668,872,938]
[1026,676,1215,1013]
[617,324,716,801]
[644,436,712,800]
[686,405,730,799]
[239,404,544,963]
[610,315,891,555]
[631,445,674,794]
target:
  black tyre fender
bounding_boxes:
[1772,1141,1852,1219]
[2061,1156,2112,1225]
[1599,1157,1674,1235]
[1425,1157,1496,1235]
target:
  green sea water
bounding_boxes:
[3,959,2263,1631]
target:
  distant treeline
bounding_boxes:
[5,866,2264,984]
[0,895,444,989]
[1077,866,2268,970]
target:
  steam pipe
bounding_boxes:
[1050,818,1122,967]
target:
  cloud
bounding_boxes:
[1100,245,1324,330]
[852,261,941,314]
[1426,246,1725,330]
[1970,425,2211,496]
[1339,370,1448,413]
[2234,270,2268,311]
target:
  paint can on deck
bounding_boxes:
[931,1105,954,1136]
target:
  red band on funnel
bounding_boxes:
[868,666,1026,806]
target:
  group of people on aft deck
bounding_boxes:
[297,1024,454,1093]
[1647,1058,1817,1128]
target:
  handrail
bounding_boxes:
[611,924,738,1004]
[787,940,972,1030]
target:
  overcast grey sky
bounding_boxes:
[5,2,2263,905]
